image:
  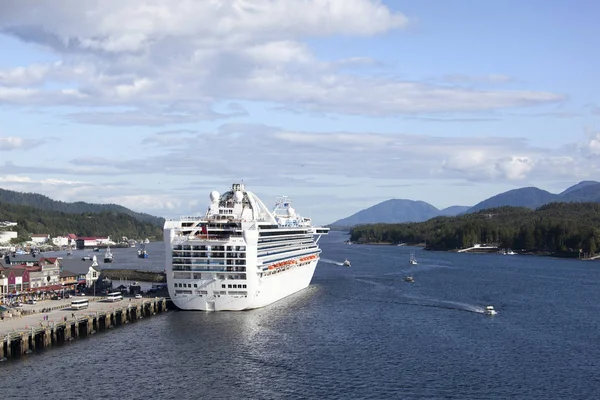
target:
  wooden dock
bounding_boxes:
[0,297,169,361]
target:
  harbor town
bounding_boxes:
[0,229,170,360]
[0,230,153,307]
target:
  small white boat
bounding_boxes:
[343,259,351,267]
[484,305,497,315]
[409,253,418,265]
[103,246,114,263]
[404,276,414,283]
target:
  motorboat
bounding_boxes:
[484,305,497,315]
[404,276,414,283]
[409,253,418,265]
[343,259,351,267]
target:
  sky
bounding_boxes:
[0,0,599,225]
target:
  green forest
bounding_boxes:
[349,202,600,257]
[0,188,163,226]
[0,202,163,243]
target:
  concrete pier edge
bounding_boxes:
[0,297,169,361]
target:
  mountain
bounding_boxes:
[465,187,556,214]
[328,199,468,228]
[330,181,600,229]
[438,205,471,216]
[0,188,164,227]
[465,181,600,214]
[560,180,600,196]
[0,201,163,240]
[559,181,600,202]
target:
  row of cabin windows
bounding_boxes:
[174,274,246,285]
[172,260,246,268]
[217,274,246,280]
[172,265,247,272]
[172,252,246,259]
[174,245,246,251]
[176,283,196,288]
[222,284,247,289]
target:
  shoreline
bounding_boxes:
[349,242,592,260]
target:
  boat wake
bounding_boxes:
[320,258,345,266]
[327,288,489,315]
[396,298,487,314]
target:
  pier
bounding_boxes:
[0,296,169,361]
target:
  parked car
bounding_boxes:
[27,299,37,305]
[135,294,142,299]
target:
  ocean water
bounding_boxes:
[3,232,600,399]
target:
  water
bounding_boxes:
[3,232,600,399]
[58,242,167,272]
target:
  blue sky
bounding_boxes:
[0,0,599,225]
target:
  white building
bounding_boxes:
[52,236,69,247]
[0,231,18,244]
[31,234,50,244]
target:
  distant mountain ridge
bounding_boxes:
[465,181,600,213]
[329,181,600,228]
[329,199,469,228]
[0,188,164,227]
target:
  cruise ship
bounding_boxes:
[163,183,329,311]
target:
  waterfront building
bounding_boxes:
[30,234,50,244]
[51,233,77,247]
[58,258,101,289]
[0,230,17,244]
[75,236,113,249]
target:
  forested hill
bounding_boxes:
[0,188,164,227]
[349,202,600,257]
[0,202,163,242]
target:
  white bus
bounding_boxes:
[71,298,89,310]
[106,292,123,302]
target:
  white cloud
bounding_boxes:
[495,157,534,180]
[0,64,51,86]
[441,74,513,84]
[0,0,409,51]
[0,136,48,151]
[0,124,598,223]
[583,130,600,156]
[0,1,564,123]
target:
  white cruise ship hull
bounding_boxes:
[168,259,318,311]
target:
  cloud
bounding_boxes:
[0,136,49,151]
[581,129,600,156]
[0,0,410,51]
[0,1,564,124]
[441,74,514,84]
[494,157,534,180]
[0,123,599,223]
[0,64,52,86]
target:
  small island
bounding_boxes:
[348,202,600,259]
